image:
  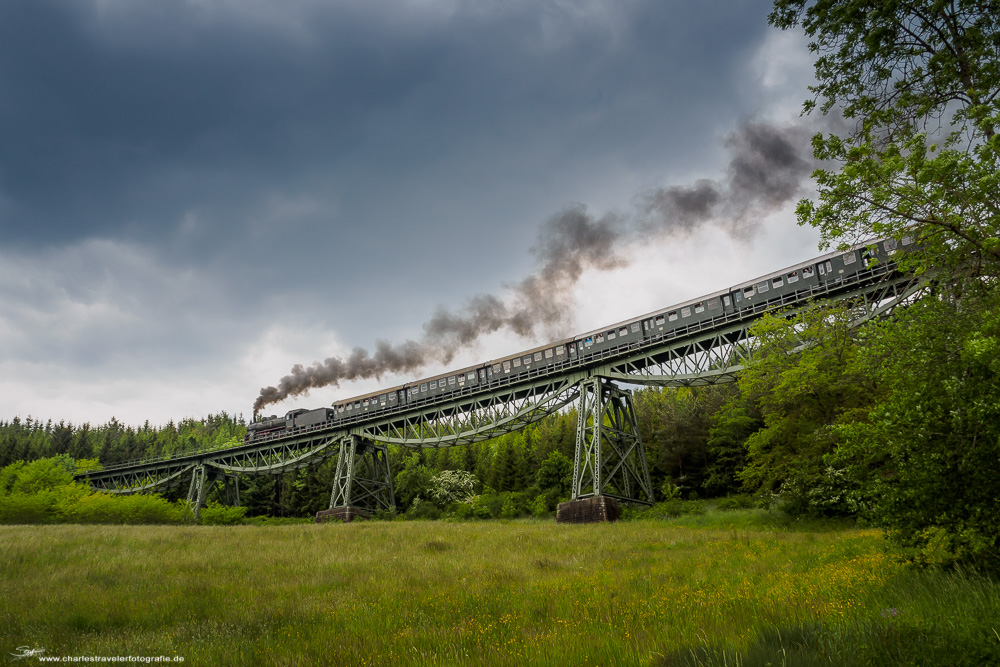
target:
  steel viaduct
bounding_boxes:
[75,250,922,521]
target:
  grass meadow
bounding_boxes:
[2,511,999,666]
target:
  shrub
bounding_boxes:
[405,498,443,520]
[428,470,477,507]
[0,492,61,524]
[716,495,755,511]
[66,492,184,524]
[200,501,247,525]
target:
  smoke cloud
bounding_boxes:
[254,118,815,414]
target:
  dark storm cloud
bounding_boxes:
[254,118,817,412]
[0,1,769,258]
[0,0,807,422]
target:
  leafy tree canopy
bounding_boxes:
[770,0,1000,280]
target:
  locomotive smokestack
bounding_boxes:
[254,118,816,410]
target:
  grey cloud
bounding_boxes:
[254,117,817,412]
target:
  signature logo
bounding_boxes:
[10,647,46,660]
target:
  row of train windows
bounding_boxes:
[583,322,641,347]
[491,345,568,373]
[740,265,819,299]
[406,370,486,396]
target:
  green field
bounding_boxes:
[2,513,998,666]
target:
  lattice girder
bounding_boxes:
[571,377,654,506]
[360,372,586,447]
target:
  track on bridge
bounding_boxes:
[77,243,924,517]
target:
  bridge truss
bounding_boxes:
[76,265,925,519]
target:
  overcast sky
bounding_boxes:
[0,0,825,427]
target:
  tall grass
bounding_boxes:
[1,513,998,665]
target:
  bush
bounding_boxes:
[428,470,477,507]
[200,501,247,525]
[716,495,755,511]
[66,492,184,524]
[0,492,61,524]
[404,498,443,520]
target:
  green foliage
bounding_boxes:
[200,501,248,526]
[704,392,762,496]
[0,490,63,524]
[771,0,1000,569]
[716,495,756,511]
[404,497,443,520]
[737,302,871,515]
[66,492,184,525]
[635,385,734,497]
[833,291,1000,569]
[770,0,1000,281]
[529,493,550,518]
[0,457,184,524]
[428,469,477,507]
[535,450,572,493]
[0,457,74,495]
[394,453,435,509]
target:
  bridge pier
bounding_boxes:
[185,466,241,521]
[558,377,654,523]
[186,465,210,521]
[318,435,395,522]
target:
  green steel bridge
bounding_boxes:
[75,258,922,520]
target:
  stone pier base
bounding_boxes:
[556,496,621,524]
[316,506,371,523]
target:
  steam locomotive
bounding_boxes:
[247,237,908,442]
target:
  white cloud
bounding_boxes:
[743,28,815,118]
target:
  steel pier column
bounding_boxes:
[322,435,395,521]
[186,465,213,521]
[570,377,654,506]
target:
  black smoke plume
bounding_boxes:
[254,119,814,414]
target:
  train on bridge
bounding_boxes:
[247,237,910,442]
